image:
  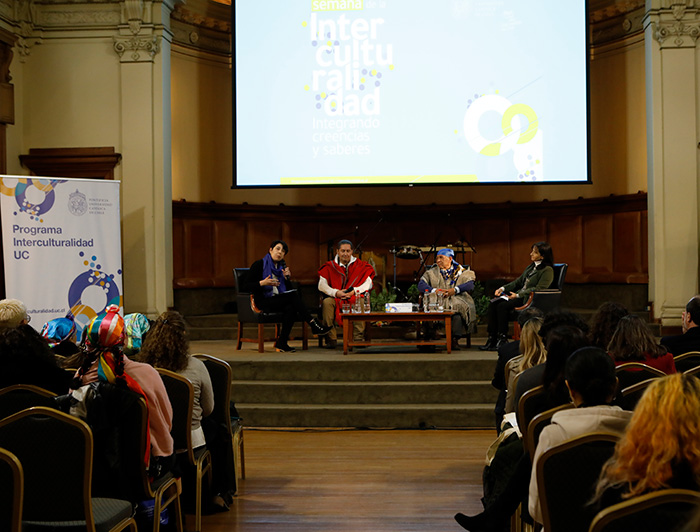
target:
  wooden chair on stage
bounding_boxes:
[512,263,568,339]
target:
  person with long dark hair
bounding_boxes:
[480,242,555,351]
[245,240,331,352]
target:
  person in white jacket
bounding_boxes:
[528,346,632,524]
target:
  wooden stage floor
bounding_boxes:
[188,339,498,531]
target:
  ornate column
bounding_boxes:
[114,0,176,316]
[645,0,700,325]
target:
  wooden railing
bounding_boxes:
[172,193,648,289]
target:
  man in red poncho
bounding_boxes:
[318,240,376,349]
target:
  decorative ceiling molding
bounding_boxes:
[590,0,646,47]
[648,2,700,48]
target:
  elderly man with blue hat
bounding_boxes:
[417,248,477,350]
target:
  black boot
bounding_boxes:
[451,336,461,351]
[479,336,497,351]
[495,333,509,349]
[454,511,488,531]
[309,318,332,336]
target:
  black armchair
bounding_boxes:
[233,268,308,352]
[512,262,568,339]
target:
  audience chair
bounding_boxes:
[525,403,575,460]
[512,263,568,339]
[0,406,136,532]
[516,385,546,443]
[588,489,700,532]
[83,383,183,532]
[673,351,700,373]
[615,362,666,391]
[685,364,700,379]
[194,353,245,486]
[536,432,619,532]
[618,378,657,411]
[233,267,309,353]
[0,447,23,532]
[158,368,213,532]
[0,384,57,420]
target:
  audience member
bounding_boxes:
[139,311,234,511]
[124,312,151,357]
[0,324,72,394]
[0,298,30,329]
[40,316,80,357]
[492,307,544,432]
[607,314,676,374]
[528,346,632,524]
[588,301,629,350]
[73,305,174,465]
[454,346,627,532]
[592,373,700,509]
[512,325,590,418]
[504,317,545,413]
[661,295,700,356]
[538,310,590,345]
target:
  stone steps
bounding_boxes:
[233,380,495,404]
[234,403,496,428]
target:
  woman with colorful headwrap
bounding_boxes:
[73,305,174,462]
[124,312,151,357]
[41,316,80,357]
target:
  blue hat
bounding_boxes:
[437,248,454,258]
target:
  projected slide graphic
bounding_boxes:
[234,0,588,187]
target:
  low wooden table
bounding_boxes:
[341,311,454,355]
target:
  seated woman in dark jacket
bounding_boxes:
[245,240,330,352]
[480,241,555,351]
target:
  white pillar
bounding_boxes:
[114,0,176,316]
[645,0,700,325]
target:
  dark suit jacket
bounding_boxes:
[660,326,700,357]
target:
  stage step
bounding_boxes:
[227,355,500,428]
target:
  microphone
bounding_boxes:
[279,260,290,278]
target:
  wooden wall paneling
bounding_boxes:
[613,211,643,277]
[470,219,511,278]
[641,210,648,274]
[509,217,548,273]
[582,214,614,277]
[547,215,583,278]
[284,222,320,284]
[246,221,285,264]
[172,218,185,285]
[184,219,215,282]
[213,220,246,286]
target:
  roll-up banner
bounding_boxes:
[0,176,122,336]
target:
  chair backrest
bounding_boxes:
[0,384,57,421]
[525,403,575,459]
[589,489,700,532]
[0,406,95,526]
[0,447,23,532]
[233,268,249,296]
[673,351,700,373]
[615,363,666,390]
[537,432,619,532]
[158,368,196,466]
[619,378,657,411]
[193,353,232,427]
[516,384,546,439]
[550,263,568,290]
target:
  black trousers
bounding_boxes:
[486,297,524,336]
[257,290,312,345]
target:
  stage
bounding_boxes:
[189,339,500,429]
